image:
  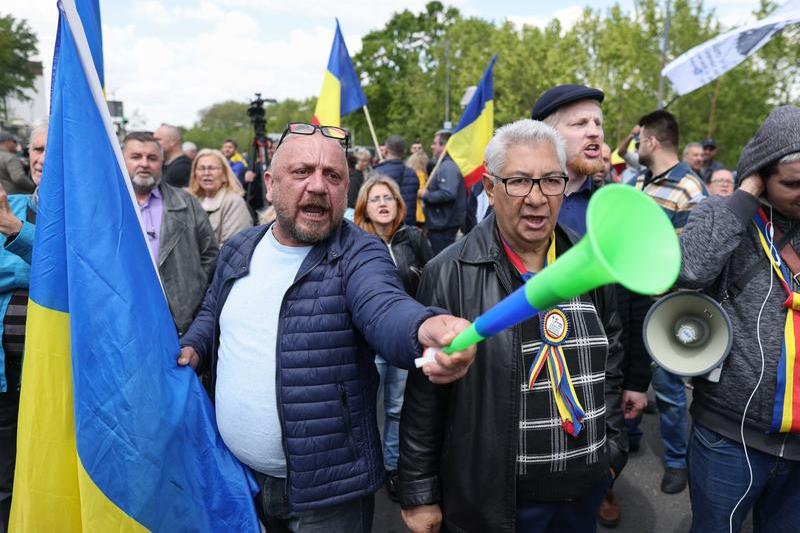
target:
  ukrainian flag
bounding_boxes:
[313,19,367,127]
[10,1,259,530]
[446,55,497,190]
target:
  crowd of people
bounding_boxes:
[0,82,798,533]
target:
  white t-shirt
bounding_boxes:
[215,225,312,477]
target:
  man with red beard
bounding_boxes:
[532,84,605,237]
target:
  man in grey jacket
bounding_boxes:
[122,132,218,335]
[679,105,800,532]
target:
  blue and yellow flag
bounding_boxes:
[10,1,259,530]
[312,19,367,127]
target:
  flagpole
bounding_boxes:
[362,105,384,163]
[426,147,449,189]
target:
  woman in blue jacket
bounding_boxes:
[0,124,43,532]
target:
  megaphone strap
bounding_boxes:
[753,208,800,434]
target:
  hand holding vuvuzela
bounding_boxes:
[415,184,681,367]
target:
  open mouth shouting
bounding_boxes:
[299,201,330,222]
[583,143,601,159]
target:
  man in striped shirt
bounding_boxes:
[634,110,708,495]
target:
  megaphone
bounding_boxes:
[643,291,733,377]
[417,184,682,366]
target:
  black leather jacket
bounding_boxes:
[385,225,434,297]
[398,214,627,532]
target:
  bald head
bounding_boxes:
[264,132,349,247]
[154,124,182,159]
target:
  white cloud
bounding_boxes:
[7,0,760,130]
[508,5,585,31]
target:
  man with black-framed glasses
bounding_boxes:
[399,119,627,533]
[178,121,476,532]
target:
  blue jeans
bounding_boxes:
[688,422,800,533]
[516,474,612,533]
[625,415,643,449]
[651,366,688,469]
[254,473,374,532]
[374,356,407,471]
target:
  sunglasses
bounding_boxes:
[276,122,351,152]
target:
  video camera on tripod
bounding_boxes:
[245,93,276,213]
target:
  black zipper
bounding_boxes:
[337,383,358,458]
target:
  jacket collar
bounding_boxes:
[200,189,228,213]
[159,182,189,211]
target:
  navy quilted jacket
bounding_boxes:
[180,220,437,510]
[373,159,419,226]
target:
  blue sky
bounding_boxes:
[14,0,760,129]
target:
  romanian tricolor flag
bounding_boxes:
[446,55,497,190]
[312,19,367,127]
[10,1,259,530]
[753,208,800,434]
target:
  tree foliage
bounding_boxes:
[0,13,41,119]
[186,0,798,168]
[183,97,317,152]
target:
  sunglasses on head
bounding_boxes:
[276,122,351,152]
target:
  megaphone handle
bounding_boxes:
[414,346,440,368]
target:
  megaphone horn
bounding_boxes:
[417,184,682,363]
[643,291,733,377]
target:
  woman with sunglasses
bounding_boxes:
[187,149,253,246]
[354,175,433,501]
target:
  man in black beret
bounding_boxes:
[531,84,604,238]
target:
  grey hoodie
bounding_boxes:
[679,108,800,458]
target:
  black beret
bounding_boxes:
[531,84,605,121]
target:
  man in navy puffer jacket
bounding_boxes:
[374,135,419,226]
[178,123,474,532]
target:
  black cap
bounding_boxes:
[702,138,717,148]
[531,84,604,121]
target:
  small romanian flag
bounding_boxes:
[446,55,497,190]
[10,0,259,530]
[313,19,367,127]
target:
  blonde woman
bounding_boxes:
[353,174,433,501]
[406,150,429,225]
[188,149,253,246]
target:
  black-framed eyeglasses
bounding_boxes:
[276,122,350,152]
[489,173,568,197]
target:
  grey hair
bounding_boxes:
[484,119,567,176]
[29,121,48,147]
[182,141,197,152]
[682,142,702,156]
[779,152,800,164]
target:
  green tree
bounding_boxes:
[186,0,799,169]
[0,13,41,121]
[182,97,318,152]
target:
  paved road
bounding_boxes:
[373,389,754,532]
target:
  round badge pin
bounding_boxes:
[541,308,569,345]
